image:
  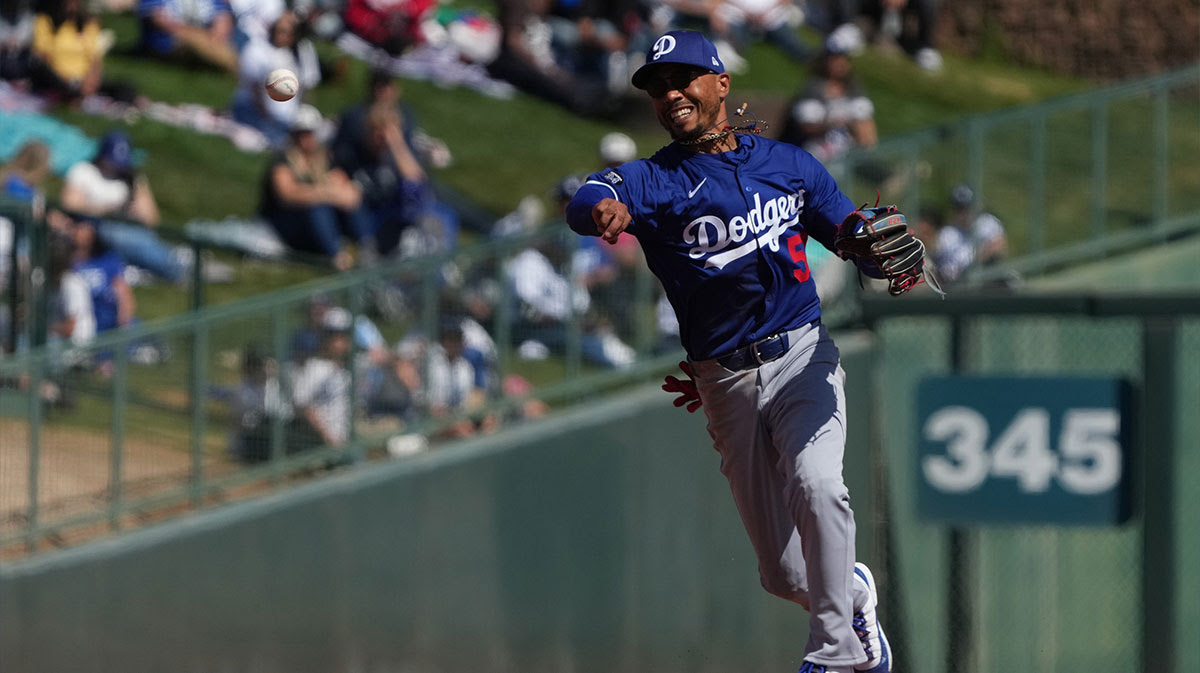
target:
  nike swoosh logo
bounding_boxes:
[687,177,707,199]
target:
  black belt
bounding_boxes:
[715,319,820,371]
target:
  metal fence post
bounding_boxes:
[270,303,289,478]
[945,315,974,673]
[1141,317,1177,673]
[190,240,205,311]
[1091,101,1109,238]
[190,323,209,507]
[110,345,129,531]
[1152,88,1169,227]
[348,285,365,464]
[1029,113,1047,261]
[564,231,582,379]
[495,252,514,379]
[25,353,42,553]
[24,205,47,551]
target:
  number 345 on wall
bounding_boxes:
[916,377,1133,526]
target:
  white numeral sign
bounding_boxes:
[922,406,1122,495]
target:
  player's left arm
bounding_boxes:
[801,158,893,280]
[799,157,857,255]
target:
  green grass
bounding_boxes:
[85,11,1086,231]
[29,9,1112,326]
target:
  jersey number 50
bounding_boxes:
[787,233,810,282]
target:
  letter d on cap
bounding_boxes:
[652,35,676,61]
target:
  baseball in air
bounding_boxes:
[265,68,299,102]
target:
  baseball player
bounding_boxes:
[566,30,927,673]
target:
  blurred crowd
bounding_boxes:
[0,0,945,120]
[0,0,962,462]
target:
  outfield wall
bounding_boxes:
[0,336,878,673]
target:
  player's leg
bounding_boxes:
[759,324,871,669]
[688,359,815,608]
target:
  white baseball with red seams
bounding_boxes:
[265,68,299,102]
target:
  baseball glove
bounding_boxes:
[835,205,927,296]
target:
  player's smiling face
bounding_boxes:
[644,64,730,143]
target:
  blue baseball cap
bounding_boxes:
[96,130,135,172]
[632,30,726,90]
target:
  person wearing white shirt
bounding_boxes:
[228,0,284,48]
[291,307,353,448]
[231,10,321,147]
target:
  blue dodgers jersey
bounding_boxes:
[567,134,856,360]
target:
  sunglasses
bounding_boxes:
[643,67,716,98]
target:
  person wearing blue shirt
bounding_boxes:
[567,30,895,673]
[138,0,236,72]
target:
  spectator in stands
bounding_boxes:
[948,182,1007,268]
[426,317,498,438]
[500,178,636,369]
[59,129,186,283]
[807,0,865,55]
[339,102,459,258]
[44,230,94,381]
[863,0,942,71]
[672,0,809,71]
[778,36,877,162]
[363,339,424,424]
[227,342,289,463]
[0,1,34,82]
[291,0,344,41]
[333,70,461,252]
[0,141,51,325]
[138,0,237,73]
[333,69,452,176]
[29,0,134,103]
[920,205,971,284]
[443,296,500,395]
[289,293,336,365]
[808,0,941,71]
[488,0,612,116]
[544,0,637,93]
[1,139,50,209]
[598,130,637,168]
[231,9,321,147]
[344,0,436,55]
[291,305,354,449]
[260,104,375,271]
[64,214,135,340]
[228,0,284,50]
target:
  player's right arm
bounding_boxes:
[566,167,640,243]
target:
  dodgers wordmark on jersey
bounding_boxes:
[567,134,857,361]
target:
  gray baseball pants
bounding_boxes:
[690,322,870,669]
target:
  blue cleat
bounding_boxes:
[852,563,892,672]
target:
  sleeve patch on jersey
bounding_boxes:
[601,169,623,185]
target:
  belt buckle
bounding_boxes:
[751,333,782,365]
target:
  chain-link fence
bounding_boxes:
[863,294,1200,673]
[833,65,1200,287]
[5,215,806,554]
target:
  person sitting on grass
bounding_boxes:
[259,104,376,271]
[30,0,137,103]
[138,0,237,72]
[231,9,321,147]
[1,1,35,83]
[59,129,185,283]
[778,36,878,163]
